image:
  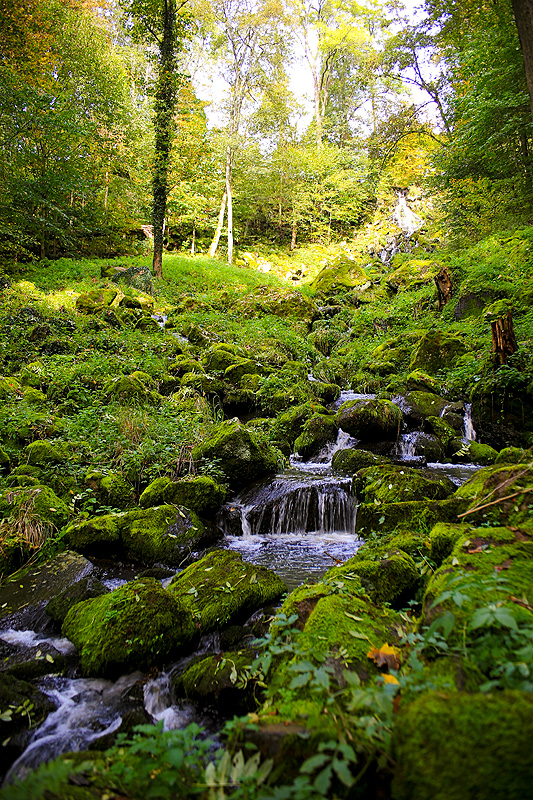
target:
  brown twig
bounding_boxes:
[457,486,533,519]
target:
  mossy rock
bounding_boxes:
[85,470,135,510]
[453,464,533,525]
[452,440,498,465]
[326,550,419,608]
[271,401,327,455]
[18,360,47,388]
[21,387,47,408]
[62,578,196,677]
[331,447,385,473]
[495,446,530,464]
[399,391,448,424]
[173,649,257,713]
[429,522,469,564]
[336,398,402,441]
[387,258,439,291]
[0,375,22,400]
[392,691,533,800]
[46,574,109,625]
[101,374,161,405]
[202,347,243,372]
[192,421,278,491]
[168,549,286,636]
[424,415,457,449]
[22,439,69,466]
[76,288,118,313]
[224,359,262,383]
[312,381,341,404]
[354,464,455,505]
[405,371,442,394]
[357,497,468,537]
[138,475,225,516]
[64,505,215,565]
[409,331,467,374]
[169,357,204,377]
[311,255,369,292]
[0,673,56,768]
[293,413,338,459]
[0,551,96,626]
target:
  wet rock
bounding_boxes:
[138,475,226,516]
[0,673,56,778]
[173,648,258,714]
[0,631,76,680]
[356,497,468,537]
[62,578,195,677]
[354,464,455,506]
[271,401,327,455]
[293,413,338,459]
[410,331,467,374]
[0,551,96,631]
[331,448,387,473]
[168,549,286,636]
[396,391,448,426]
[46,574,109,625]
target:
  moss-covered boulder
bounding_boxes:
[85,470,135,510]
[357,497,467,537]
[387,258,439,291]
[424,415,457,450]
[224,359,262,383]
[495,446,530,464]
[192,421,279,491]
[21,387,47,408]
[138,475,225,515]
[173,649,257,713]
[354,464,455,505]
[311,253,369,293]
[46,574,109,625]
[293,413,338,459]
[392,691,533,800]
[331,447,385,473]
[0,484,70,534]
[405,371,442,394]
[453,464,533,525]
[409,331,467,374]
[101,374,161,405]
[75,288,118,313]
[325,550,419,608]
[168,549,286,636]
[271,401,327,455]
[22,439,69,466]
[169,356,205,377]
[336,398,402,441]
[64,505,215,565]
[201,345,244,373]
[398,391,448,425]
[452,440,498,465]
[62,578,196,677]
[429,522,468,565]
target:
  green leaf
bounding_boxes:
[301,753,330,774]
[289,673,310,689]
[493,607,518,630]
[332,758,354,787]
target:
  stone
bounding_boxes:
[293,413,338,459]
[138,476,226,516]
[410,331,467,374]
[336,399,402,441]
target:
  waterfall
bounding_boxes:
[393,190,423,237]
[464,403,476,441]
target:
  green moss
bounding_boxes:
[85,471,135,510]
[405,371,442,394]
[429,522,468,564]
[410,331,467,374]
[356,497,468,537]
[0,445,10,472]
[424,415,457,449]
[0,485,70,531]
[192,421,278,491]
[271,401,327,454]
[392,691,533,800]
[403,391,448,419]
[22,387,47,407]
[224,359,262,383]
[169,356,205,377]
[453,464,533,525]
[293,413,338,459]
[168,549,286,636]
[325,550,419,607]
[202,346,244,373]
[461,441,499,465]
[75,289,118,313]
[495,447,530,464]
[62,578,195,677]
[331,447,385,473]
[354,464,455,505]
[23,440,68,466]
[0,376,22,399]
[311,255,369,292]
[336,398,402,441]
[174,649,257,712]
[101,374,161,405]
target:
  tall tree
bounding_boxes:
[121,0,191,277]
[512,0,533,124]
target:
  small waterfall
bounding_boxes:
[393,190,423,236]
[394,432,425,463]
[464,403,476,441]
[143,673,196,731]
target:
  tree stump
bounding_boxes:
[484,301,518,365]
[435,267,453,311]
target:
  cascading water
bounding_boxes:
[464,403,476,441]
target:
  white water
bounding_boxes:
[393,192,424,236]
[0,629,77,655]
[464,403,476,441]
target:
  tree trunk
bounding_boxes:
[152,0,178,279]
[291,215,297,250]
[512,0,533,124]
[491,311,518,365]
[191,220,196,255]
[209,191,226,258]
[226,145,233,264]
[435,266,453,311]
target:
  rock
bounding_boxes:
[495,446,529,464]
[293,413,338,459]
[64,505,217,565]
[453,464,533,525]
[168,549,286,636]
[23,439,69,466]
[202,347,243,372]
[310,254,369,293]
[0,484,70,534]
[336,399,402,441]
[0,673,56,777]
[101,374,161,405]
[0,445,10,473]
[396,391,448,425]
[62,578,195,677]
[224,359,262,383]
[85,470,135,510]
[405,371,442,394]
[424,416,457,449]
[409,331,467,374]
[75,288,118,313]
[271,402,327,455]
[429,522,468,565]
[192,421,278,491]
[173,649,258,714]
[0,551,96,630]
[451,440,498,465]
[169,356,205,377]
[326,550,419,608]
[46,574,109,625]
[356,497,467,537]
[453,290,494,320]
[138,476,225,515]
[393,692,533,800]
[331,448,386,473]
[354,464,455,505]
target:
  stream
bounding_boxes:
[1,391,482,786]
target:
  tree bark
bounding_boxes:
[152,0,178,279]
[491,311,518,365]
[512,0,533,124]
[226,145,234,264]
[435,266,453,311]
[209,190,226,259]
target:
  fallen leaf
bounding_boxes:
[367,643,401,671]
[495,559,512,572]
[382,674,399,685]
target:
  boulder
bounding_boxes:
[0,674,56,777]
[62,578,195,677]
[396,391,448,425]
[336,399,402,441]
[167,549,286,636]
[354,464,455,505]
[101,374,161,405]
[75,288,118,313]
[192,421,278,491]
[325,549,419,608]
[331,448,386,473]
[271,402,327,455]
[410,331,467,374]
[293,413,338,459]
[173,649,257,714]
[138,476,225,515]
[23,439,69,466]
[85,470,135,510]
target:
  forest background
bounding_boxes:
[2,0,533,269]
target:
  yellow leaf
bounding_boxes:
[383,674,399,685]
